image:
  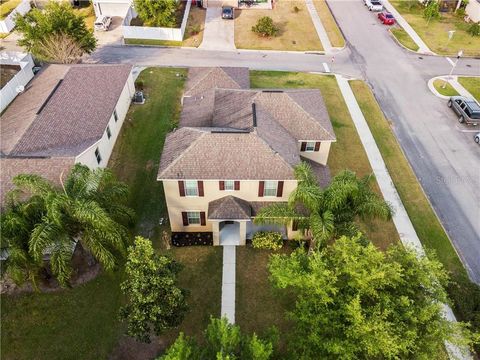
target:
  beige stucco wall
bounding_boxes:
[466,0,480,22]
[297,141,332,165]
[162,179,298,233]
[75,72,135,169]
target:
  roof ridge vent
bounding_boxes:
[36,79,63,115]
[252,102,257,128]
[262,90,283,93]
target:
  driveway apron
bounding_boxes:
[200,6,236,50]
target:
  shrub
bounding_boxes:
[251,16,279,37]
[252,231,283,251]
[134,0,177,27]
[189,24,201,36]
[467,22,480,37]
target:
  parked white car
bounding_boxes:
[474,132,480,144]
[94,16,112,31]
[365,0,383,11]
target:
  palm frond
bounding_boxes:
[309,210,334,248]
[29,219,64,262]
[254,203,306,226]
[357,195,393,221]
[48,235,74,287]
[294,162,318,186]
[12,174,55,196]
[81,229,117,270]
[288,183,323,213]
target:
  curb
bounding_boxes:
[427,77,451,100]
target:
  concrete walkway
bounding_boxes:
[200,7,236,51]
[305,0,332,53]
[449,76,478,98]
[381,0,433,54]
[221,245,236,323]
[335,74,472,360]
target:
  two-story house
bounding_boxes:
[157,67,336,246]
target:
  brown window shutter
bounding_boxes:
[219,181,225,190]
[258,181,265,197]
[234,181,240,190]
[300,142,307,151]
[292,220,298,231]
[178,181,185,197]
[277,181,284,197]
[182,212,188,226]
[314,142,321,151]
[200,212,206,226]
[198,181,204,197]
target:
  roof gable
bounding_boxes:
[208,195,252,220]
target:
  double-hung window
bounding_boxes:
[305,141,316,152]
[106,126,112,139]
[113,109,118,122]
[185,180,199,196]
[263,181,277,197]
[224,180,235,191]
[187,211,201,225]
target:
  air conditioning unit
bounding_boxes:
[133,91,145,104]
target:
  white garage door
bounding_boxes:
[95,2,130,17]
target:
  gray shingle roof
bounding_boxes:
[208,195,252,220]
[3,64,132,157]
[157,127,296,180]
[180,67,250,128]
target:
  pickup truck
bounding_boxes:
[365,0,383,11]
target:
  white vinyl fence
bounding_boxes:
[0,52,35,113]
[0,0,31,33]
[122,0,191,42]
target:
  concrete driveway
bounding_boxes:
[327,0,480,283]
[95,16,124,46]
[200,6,235,50]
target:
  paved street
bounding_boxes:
[87,4,480,282]
[327,0,480,282]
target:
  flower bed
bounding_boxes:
[171,232,213,246]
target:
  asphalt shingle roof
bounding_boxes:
[2,64,132,157]
[208,195,252,220]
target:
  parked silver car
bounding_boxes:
[448,96,480,126]
[474,132,480,144]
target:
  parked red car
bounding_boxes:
[378,11,395,25]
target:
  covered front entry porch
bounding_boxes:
[212,220,248,246]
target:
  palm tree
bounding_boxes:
[1,196,44,291]
[254,162,393,249]
[6,164,135,287]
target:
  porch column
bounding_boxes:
[239,221,247,246]
[212,221,220,246]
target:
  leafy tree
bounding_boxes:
[15,1,96,62]
[119,236,188,343]
[423,0,440,26]
[254,162,392,249]
[133,0,177,27]
[159,317,276,360]
[268,234,478,359]
[5,164,134,287]
[37,33,85,64]
[252,16,279,37]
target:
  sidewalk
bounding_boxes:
[381,0,433,54]
[305,0,332,53]
[221,245,236,323]
[200,6,235,51]
[335,74,472,360]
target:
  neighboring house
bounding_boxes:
[0,0,31,34]
[157,67,336,246]
[0,64,135,205]
[92,0,132,17]
[0,52,35,113]
[465,0,480,22]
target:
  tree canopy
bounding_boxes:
[15,1,96,62]
[1,164,134,287]
[255,163,392,249]
[133,0,177,27]
[119,236,188,343]
[268,234,478,359]
[159,317,277,360]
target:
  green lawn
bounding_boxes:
[0,68,222,360]
[389,0,479,56]
[458,77,480,101]
[390,27,420,52]
[433,79,459,97]
[0,0,22,20]
[349,80,480,353]
[251,71,399,250]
